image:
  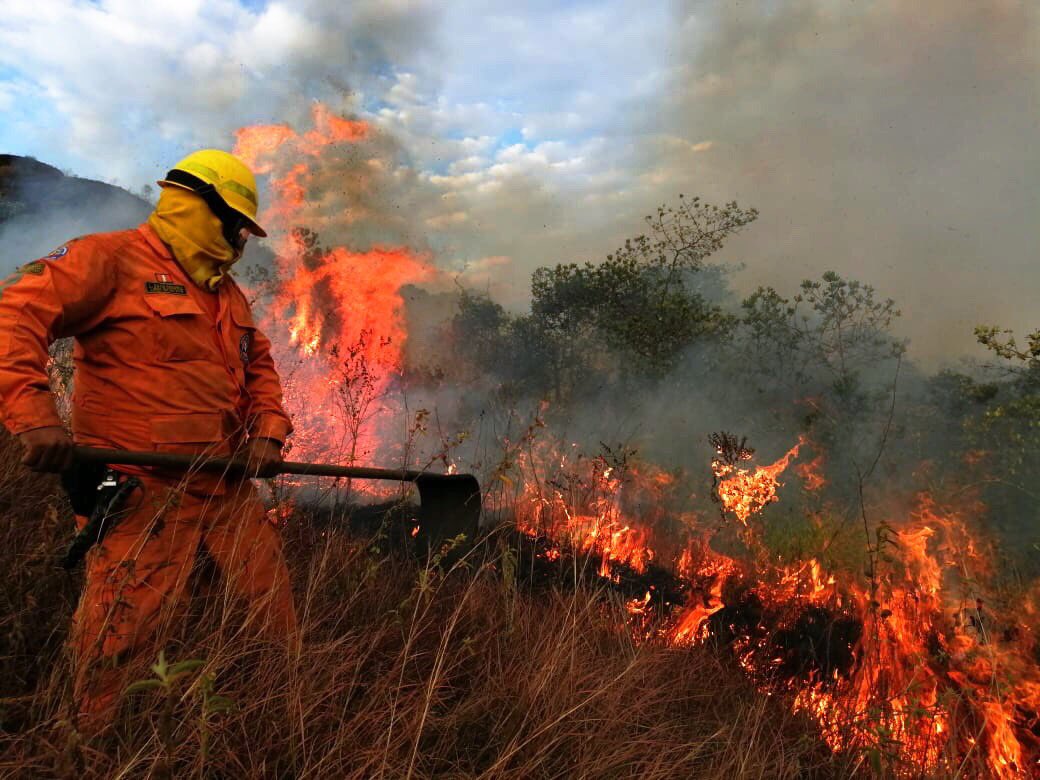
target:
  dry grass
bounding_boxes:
[0,430,853,779]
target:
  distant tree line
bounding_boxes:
[446,196,1040,575]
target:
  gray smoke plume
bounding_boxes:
[642,0,1040,366]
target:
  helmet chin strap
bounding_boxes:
[163,169,251,252]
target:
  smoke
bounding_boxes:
[4,2,1030,349]
[298,0,1040,368]
[3,1,1037,367]
[646,0,1040,366]
[341,0,1040,370]
[5,3,1033,578]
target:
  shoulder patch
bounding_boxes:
[145,281,188,295]
[19,261,46,275]
[44,245,69,260]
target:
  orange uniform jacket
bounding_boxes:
[0,224,292,485]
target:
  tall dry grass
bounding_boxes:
[0,429,853,779]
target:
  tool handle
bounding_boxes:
[73,446,427,482]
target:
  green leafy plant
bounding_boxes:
[125,651,220,778]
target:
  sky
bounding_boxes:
[1,0,1037,366]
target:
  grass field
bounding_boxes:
[0,429,860,779]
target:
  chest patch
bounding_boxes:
[239,332,252,366]
[145,281,188,295]
[44,245,68,260]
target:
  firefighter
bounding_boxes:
[0,149,296,730]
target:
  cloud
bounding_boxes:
[0,0,665,296]
[0,0,438,182]
[0,82,16,112]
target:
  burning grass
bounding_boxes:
[2,417,1037,779]
[506,432,1040,778]
[0,431,848,779]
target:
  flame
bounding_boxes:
[506,439,694,581]
[627,590,652,615]
[713,437,804,524]
[513,433,1040,776]
[233,104,433,468]
[796,454,827,491]
[670,557,731,644]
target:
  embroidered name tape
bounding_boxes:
[145,281,188,295]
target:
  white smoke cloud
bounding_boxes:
[0,0,437,182]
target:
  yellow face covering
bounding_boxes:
[147,185,240,291]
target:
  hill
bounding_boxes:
[0,154,276,275]
[0,155,153,268]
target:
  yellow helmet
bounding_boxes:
[158,149,267,237]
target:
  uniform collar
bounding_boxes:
[138,221,236,304]
[139,221,236,295]
[138,222,206,294]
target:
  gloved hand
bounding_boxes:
[243,437,283,478]
[18,426,75,472]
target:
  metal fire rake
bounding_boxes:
[71,446,482,553]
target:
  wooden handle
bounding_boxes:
[73,446,432,483]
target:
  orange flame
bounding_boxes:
[233,104,433,468]
[714,437,804,524]
[517,433,1039,775]
[796,454,826,491]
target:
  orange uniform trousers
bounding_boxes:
[71,473,296,725]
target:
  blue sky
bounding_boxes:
[0,0,673,191]
[2,0,1038,363]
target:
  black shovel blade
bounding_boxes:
[413,473,482,555]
